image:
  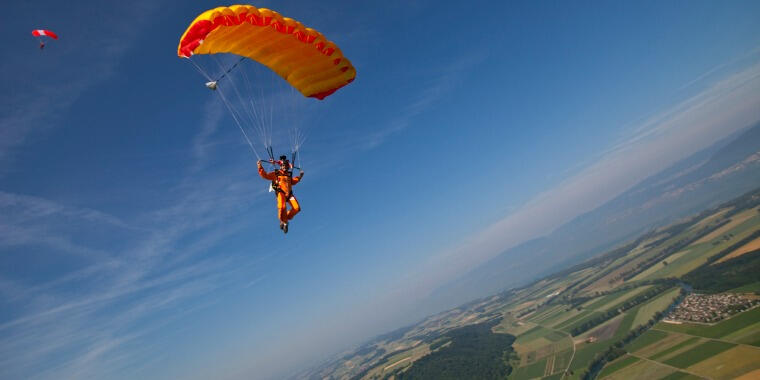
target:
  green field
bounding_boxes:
[564,304,645,371]
[512,324,573,368]
[625,329,668,352]
[648,336,703,361]
[597,355,639,378]
[655,306,760,340]
[599,358,676,379]
[636,243,714,280]
[722,321,760,346]
[632,287,680,327]
[730,281,760,293]
[611,303,641,341]
[510,357,547,380]
[631,249,692,280]
[554,309,599,331]
[659,371,703,380]
[515,326,557,348]
[541,307,585,328]
[569,342,608,371]
[563,306,648,373]
[494,316,537,336]
[527,305,565,324]
[561,311,608,334]
[662,340,735,368]
[582,286,641,310]
[550,349,573,374]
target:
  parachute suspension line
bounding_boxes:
[239,64,268,147]
[188,58,214,83]
[249,97,270,149]
[214,82,262,160]
[211,56,260,139]
[234,60,273,150]
[188,57,260,160]
[288,127,307,169]
[245,80,272,149]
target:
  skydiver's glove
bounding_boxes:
[299,170,304,177]
[257,160,263,169]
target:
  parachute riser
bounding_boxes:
[260,160,301,171]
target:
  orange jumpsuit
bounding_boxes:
[258,166,302,223]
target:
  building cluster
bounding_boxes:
[666,293,759,323]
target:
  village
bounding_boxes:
[665,292,760,324]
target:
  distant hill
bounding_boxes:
[427,122,760,310]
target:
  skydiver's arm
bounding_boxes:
[257,161,276,180]
[292,170,304,185]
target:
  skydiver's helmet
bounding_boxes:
[278,155,291,174]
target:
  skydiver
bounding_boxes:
[257,155,304,234]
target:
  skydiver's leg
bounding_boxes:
[277,193,288,224]
[286,196,300,220]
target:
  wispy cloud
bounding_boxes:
[0,96,275,379]
[0,183,267,379]
[344,49,490,152]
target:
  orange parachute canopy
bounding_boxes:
[178,4,356,100]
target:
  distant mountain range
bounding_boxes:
[426,122,760,311]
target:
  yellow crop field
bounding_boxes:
[694,209,757,244]
[686,345,760,379]
[715,235,760,263]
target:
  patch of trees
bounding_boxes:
[683,249,760,293]
[569,283,677,336]
[580,289,686,380]
[394,319,516,380]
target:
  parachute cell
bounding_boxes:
[177,4,356,100]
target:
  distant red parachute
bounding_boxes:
[32,29,58,49]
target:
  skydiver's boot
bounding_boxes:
[279,222,284,231]
[283,223,289,234]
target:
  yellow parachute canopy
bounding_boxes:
[178,4,356,99]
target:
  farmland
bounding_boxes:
[311,189,760,380]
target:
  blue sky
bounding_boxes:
[2,1,760,379]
